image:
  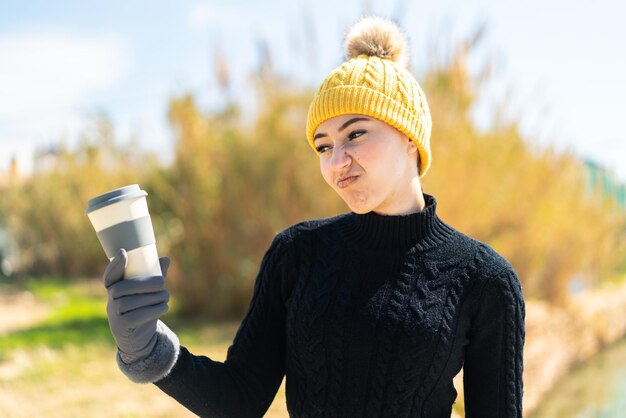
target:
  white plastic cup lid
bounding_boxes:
[85,184,147,215]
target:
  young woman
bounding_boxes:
[103,16,525,418]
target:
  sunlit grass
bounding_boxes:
[0,277,289,417]
[0,277,109,356]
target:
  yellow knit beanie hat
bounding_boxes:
[306,16,432,176]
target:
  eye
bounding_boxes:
[348,130,366,140]
[316,144,331,154]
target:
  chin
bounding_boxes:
[350,207,371,214]
[344,199,374,214]
[337,190,376,214]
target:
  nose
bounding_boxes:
[329,147,352,172]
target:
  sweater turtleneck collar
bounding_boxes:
[342,194,455,252]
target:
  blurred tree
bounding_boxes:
[421,30,626,304]
[2,27,624,316]
[150,70,343,318]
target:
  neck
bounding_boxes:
[375,176,425,216]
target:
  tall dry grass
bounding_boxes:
[1,32,624,317]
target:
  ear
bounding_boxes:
[406,137,418,155]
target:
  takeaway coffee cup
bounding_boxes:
[85,184,161,278]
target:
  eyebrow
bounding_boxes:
[313,117,371,141]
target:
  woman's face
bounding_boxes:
[313,114,420,215]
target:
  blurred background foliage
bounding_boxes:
[421,36,626,304]
[1,119,158,278]
[1,30,625,319]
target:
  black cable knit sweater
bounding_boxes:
[153,194,525,417]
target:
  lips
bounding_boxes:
[337,175,359,188]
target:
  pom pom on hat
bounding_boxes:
[345,16,409,67]
[306,16,433,176]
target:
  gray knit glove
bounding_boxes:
[103,248,170,364]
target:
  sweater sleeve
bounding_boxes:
[153,232,295,418]
[463,267,525,418]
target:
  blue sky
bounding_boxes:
[1,0,625,180]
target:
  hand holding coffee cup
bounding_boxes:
[86,184,161,278]
[87,184,170,364]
